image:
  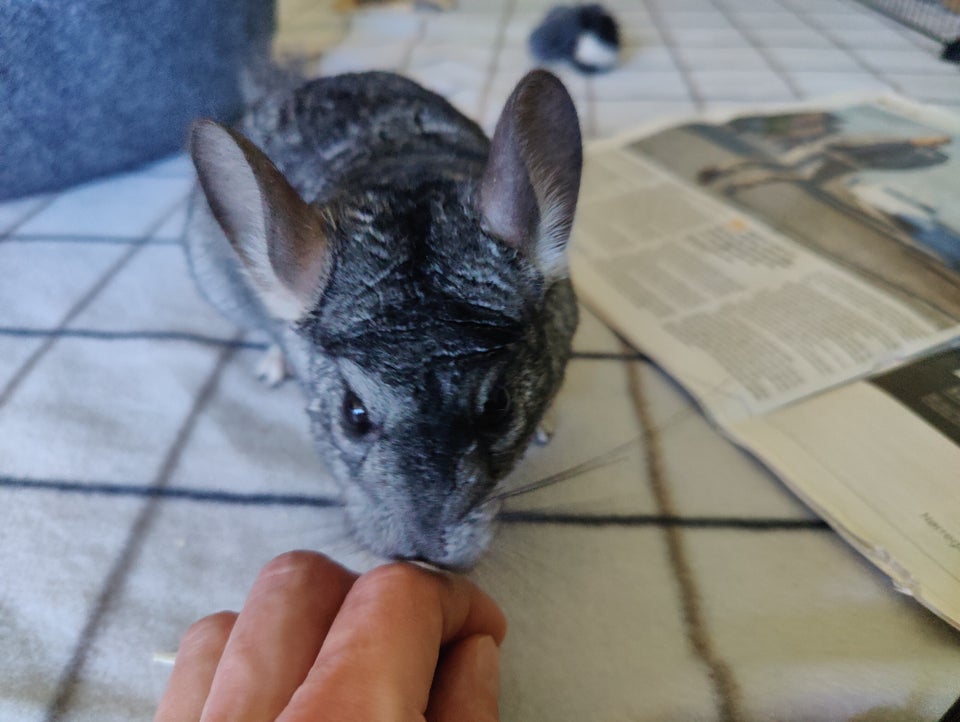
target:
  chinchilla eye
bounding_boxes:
[480,383,512,433]
[342,389,372,437]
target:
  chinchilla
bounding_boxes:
[184,70,582,569]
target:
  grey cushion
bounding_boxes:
[0,0,275,200]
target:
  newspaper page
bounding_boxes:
[729,348,960,627]
[570,95,960,627]
[572,95,960,425]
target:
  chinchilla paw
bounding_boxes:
[533,415,555,446]
[256,344,289,387]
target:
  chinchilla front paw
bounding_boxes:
[256,344,289,387]
[534,412,555,446]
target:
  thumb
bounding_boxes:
[426,634,501,722]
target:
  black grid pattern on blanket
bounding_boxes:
[4,0,960,720]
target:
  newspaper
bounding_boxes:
[570,94,960,629]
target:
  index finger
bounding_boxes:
[277,563,506,722]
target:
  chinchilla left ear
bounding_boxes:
[189,119,332,320]
[479,70,583,281]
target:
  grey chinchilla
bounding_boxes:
[184,70,582,569]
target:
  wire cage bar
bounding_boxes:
[853,0,960,43]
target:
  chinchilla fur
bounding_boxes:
[184,70,582,569]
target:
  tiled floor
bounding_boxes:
[274,0,960,140]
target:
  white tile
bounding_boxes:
[0,490,145,722]
[277,0,334,24]
[825,26,918,50]
[422,13,500,42]
[593,99,698,136]
[455,0,507,12]
[152,203,189,241]
[0,336,45,391]
[0,338,220,483]
[505,360,656,515]
[638,364,816,518]
[314,43,411,75]
[903,32,949,56]
[138,153,194,178]
[289,2,348,29]
[168,348,334,496]
[16,174,192,238]
[275,25,349,57]
[884,72,960,102]
[600,7,652,26]
[504,14,552,45]
[674,46,770,72]
[616,46,676,73]
[590,70,693,101]
[0,194,50,235]
[853,47,958,74]
[446,88,485,122]
[67,244,238,338]
[667,26,749,46]
[495,46,540,74]
[789,0,860,9]
[477,525,718,722]
[810,10,901,32]
[659,10,734,29]
[648,0,717,10]
[0,242,128,327]
[569,305,625,354]
[617,24,668,50]
[407,42,493,72]
[787,71,891,97]
[753,27,837,49]
[721,0,784,9]
[512,0,559,10]
[691,69,794,101]
[701,98,786,114]
[688,531,960,721]
[70,507,351,722]
[764,46,863,72]
[728,11,809,31]
[407,60,489,98]
[347,7,423,39]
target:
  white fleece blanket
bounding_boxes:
[3,1,960,720]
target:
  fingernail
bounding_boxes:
[476,634,500,698]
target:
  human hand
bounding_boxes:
[154,551,506,722]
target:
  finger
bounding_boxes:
[154,611,237,722]
[277,563,506,722]
[426,634,500,722]
[199,551,357,722]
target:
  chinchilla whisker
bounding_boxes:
[492,435,640,501]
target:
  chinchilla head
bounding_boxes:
[189,70,582,569]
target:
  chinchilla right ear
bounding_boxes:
[479,69,582,282]
[188,120,331,320]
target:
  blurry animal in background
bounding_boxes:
[529,3,621,74]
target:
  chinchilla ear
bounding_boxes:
[479,69,582,281]
[189,120,331,320]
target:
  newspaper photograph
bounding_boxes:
[572,96,960,423]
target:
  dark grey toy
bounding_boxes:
[529,4,621,74]
[185,70,583,569]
